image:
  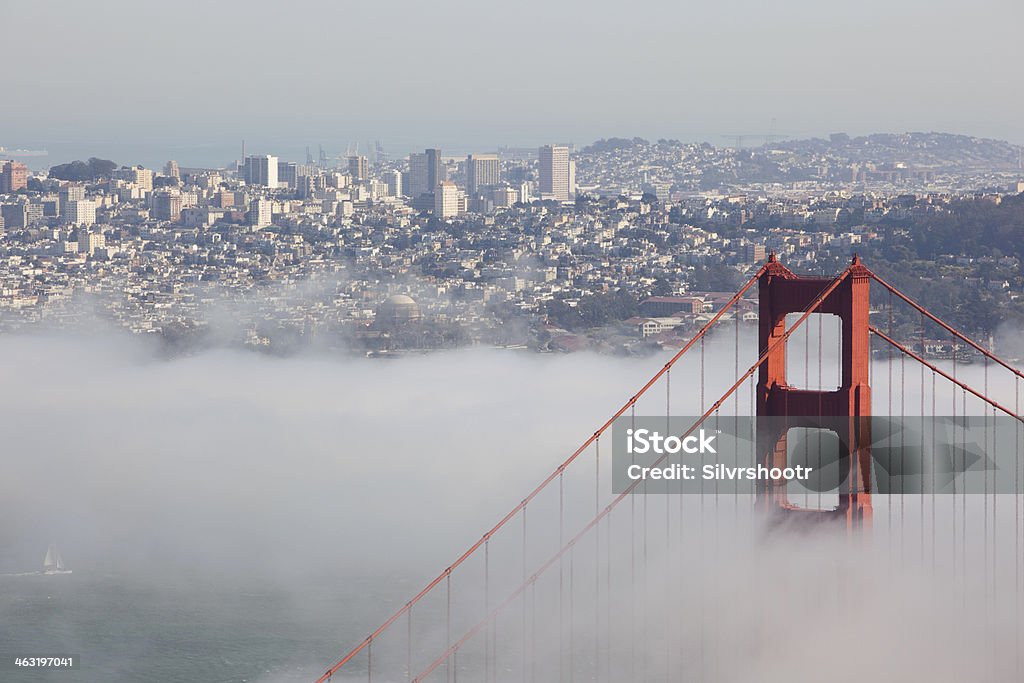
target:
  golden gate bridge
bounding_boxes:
[314,255,1024,682]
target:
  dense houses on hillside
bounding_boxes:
[0,135,1021,354]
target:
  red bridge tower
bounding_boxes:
[756,254,873,527]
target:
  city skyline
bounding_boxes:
[6,126,1024,175]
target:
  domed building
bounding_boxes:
[375,294,422,326]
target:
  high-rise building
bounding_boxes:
[249,198,273,227]
[385,170,402,197]
[425,149,444,190]
[642,181,671,203]
[369,179,389,200]
[491,185,520,208]
[213,191,235,208]
[348,155,368,181]
[64,199,97,225]
[408,148,444,197]
[519,181,531,204]
[466,154,500,195]
[539,144,572,201]
[295,174,316,199]
[59,184,86,205]
[41,196,60,217]
[243,155,279,188]
[742,243,767,263]
[1,203,27,229]
[277,161,298,189]
[408,153,429,197]
[25,203,43,225]
[152,190,183,221]
[164,160,180,180]
[78,227,105,256]
[0,161,29,193]
[117,166,153,192]
[434,181,460,218]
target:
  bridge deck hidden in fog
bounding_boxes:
[316,255,1024,683]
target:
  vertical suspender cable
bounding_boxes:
[884,302,892,559]
[594,438,601,683]
[931,370,936,571]
[900,341,906,564]
[522,505,528,683]
[630,404,636,683]
[568,545,574,683]
[1016,374,1021,679]
[665,369,671,681]
[446,572,452,683]
[984,355,990,677]
[558,471,564,683]
[484,539,490,683]
[920,311,925,563]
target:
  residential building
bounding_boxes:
[1,203,27,229]
[78,227,105,256]
[249,198,273,227]
[0,160,29,193]
[434,181,460,218]
[152,190,183,222]
[64,199,97,225]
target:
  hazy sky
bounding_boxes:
[2,0,1022,164]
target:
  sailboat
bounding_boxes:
[43,543,71,575]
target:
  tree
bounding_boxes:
[87,157,117,178]
[48,157,117,181]
[545,290,639,331]
[689,265,742,292]
[153,175,179,188]
[650,277,674,297]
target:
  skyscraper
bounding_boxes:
[407,153,428,197]
[539,145,572,201]
[466,154,500,195]
[348,155,368,181]
[407,149,445,197]
[425,149,444,190]
[243,155,279,188]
